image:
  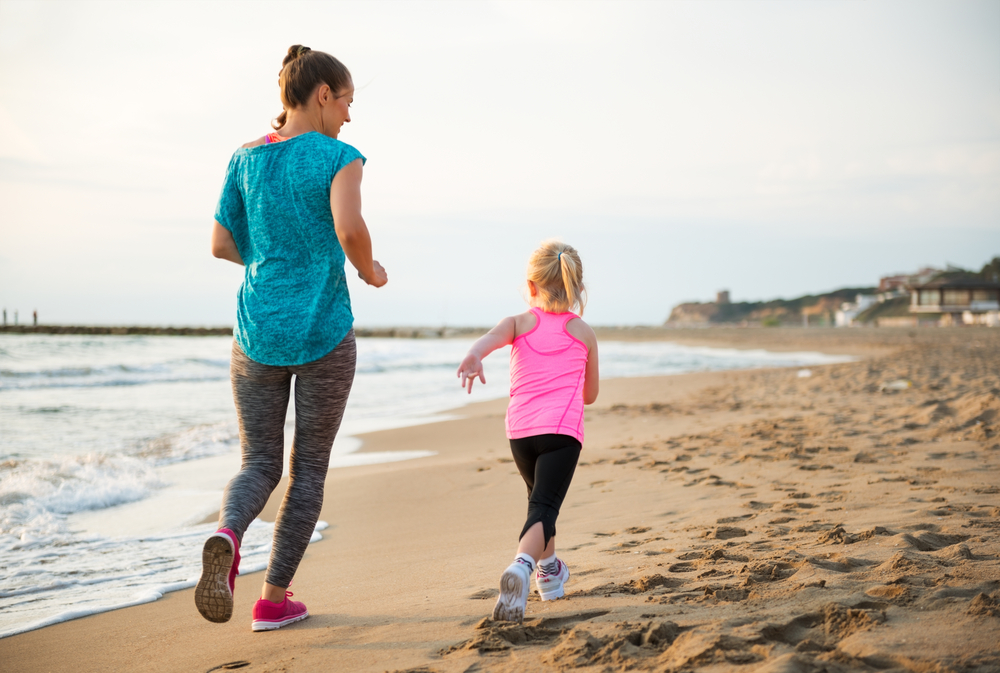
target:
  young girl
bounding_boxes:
[197,45,387,632]
[457,240,599,623]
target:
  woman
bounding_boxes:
[195,45,387,632]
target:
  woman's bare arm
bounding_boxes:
[211,221,244,265]
[330,159,387,287]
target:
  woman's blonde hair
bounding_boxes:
[527,240,586,316]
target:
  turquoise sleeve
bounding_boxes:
[214,154,244,232]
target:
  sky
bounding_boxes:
[0,0,997,327]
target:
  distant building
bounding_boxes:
[910,274,1000,326]
[877,267,940,301]
[835,294,877,327]
[716,290,730,305]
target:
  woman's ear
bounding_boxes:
[316,84,332,106]
[527,280,538,297]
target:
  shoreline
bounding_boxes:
[0,325,488,338]
[3,323,985,346]
[2,327,997,672]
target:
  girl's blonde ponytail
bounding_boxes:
[527,240,586,316]
[559,252,584,316]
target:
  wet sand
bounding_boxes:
[1,327,997,672]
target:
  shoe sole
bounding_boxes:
[195,535,234,623]
[492,568,527,623]
[252,611,309,632]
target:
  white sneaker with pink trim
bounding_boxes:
[536,558,570,601]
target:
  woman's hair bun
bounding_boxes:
[283,44,312,67]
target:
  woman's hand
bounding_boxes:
[457,353,486,393]
[359,260,388,287]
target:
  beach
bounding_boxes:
[1,327,997,672]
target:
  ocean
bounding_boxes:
[0,333,851,637]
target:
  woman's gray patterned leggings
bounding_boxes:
[219,331,356,589]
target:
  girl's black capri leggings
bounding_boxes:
[219,331,356,589]
[509,433,582,547]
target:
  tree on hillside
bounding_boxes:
[980,256,1000,282]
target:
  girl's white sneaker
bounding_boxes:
[492,561,531,623]
[536,558,570,601]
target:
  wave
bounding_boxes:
[0,358,231,391]
[2,374,231,391]
[0,423,238,541]
[0,455,162,540]
[356,361,463,375]
[3,357,469,390]
[0,520,328,639]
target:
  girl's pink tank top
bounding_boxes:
[505,307,589,443]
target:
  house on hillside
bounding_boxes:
[877,267,940,302]
[910,275,1000,326]
[835,294,877,327]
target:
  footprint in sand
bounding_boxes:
[815,526,893,545]
[968,593,1000,617]
[582,575,685,596]
[898,530,970,552]
[702,585,750,602]
[759,602,886,650]
[865,584,910,603]
[467,588,500,600]
[741,559,798,583]
[542,619,682,668]
[779,501,818,511]
[703,526,748,540]
[439,610,612,657]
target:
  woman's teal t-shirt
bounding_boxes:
[214,132,365,366]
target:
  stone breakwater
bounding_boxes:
[0,325,234,336]
[0,325,489,338]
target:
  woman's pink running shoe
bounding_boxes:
[195,528,240,623]
[252,591,309,631]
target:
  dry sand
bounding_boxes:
[1,327,997,672]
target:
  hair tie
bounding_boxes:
[557,252,562,261]
[296,45,310,57]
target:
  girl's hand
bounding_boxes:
[457,354,486,394]
[456,317,515,394]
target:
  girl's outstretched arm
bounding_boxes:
[457,316,516,393]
